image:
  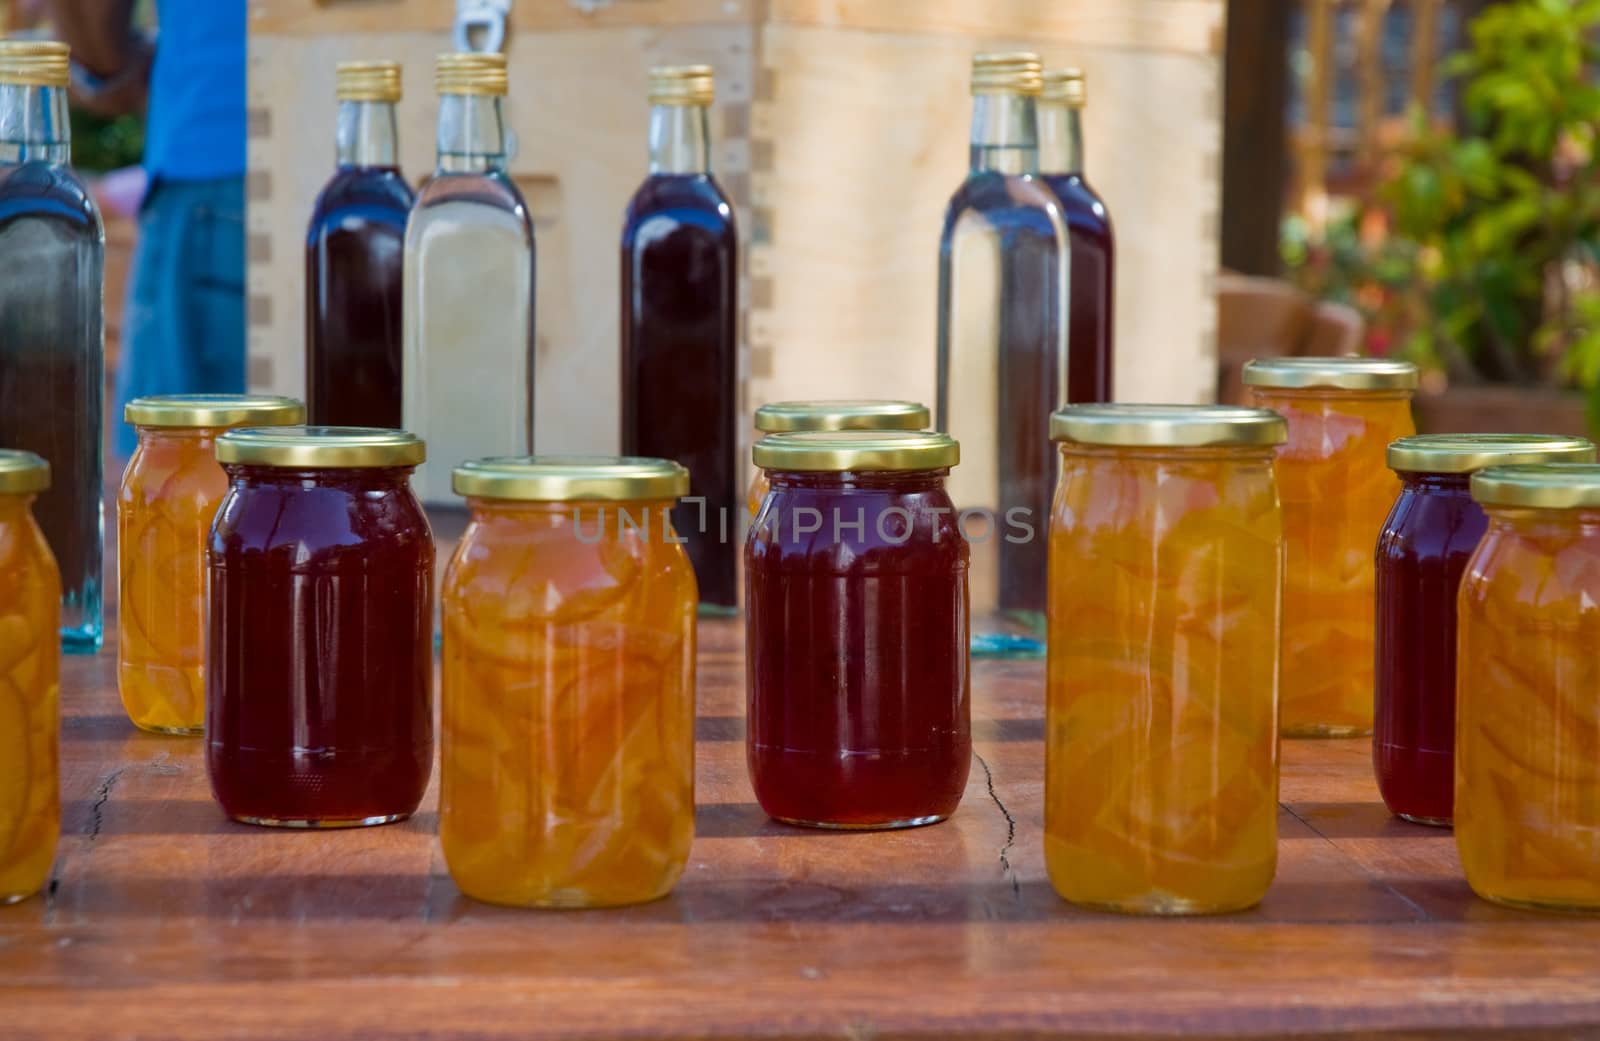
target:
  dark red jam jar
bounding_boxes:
[1375,434,1593,826]
[207,427,434,827]
[746,430,971,829]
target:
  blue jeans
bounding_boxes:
[114,176,247,458]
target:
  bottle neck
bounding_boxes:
[648,104,710,175]
[0,83,71,164]
[337,100,399,169]
[1037,101,1084,176]
[436,93,507,174]
[969,91,1039,176]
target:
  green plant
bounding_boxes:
[1382,0,1600,408]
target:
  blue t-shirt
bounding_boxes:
[142,0,246,180]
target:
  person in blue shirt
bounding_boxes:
[52,0,247,457]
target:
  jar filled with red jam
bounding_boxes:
[746,430,970,829]
[207,427,434,827]
[1375,434,1593,826]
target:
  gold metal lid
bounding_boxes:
[0,450,49,494]
[453,455,689,501]
[0,40,69,88]
[215,427,425,468]
[971,52,1043,95]
[1050,404,1288,448]
[753,400,931,433]
[436,52,507,96]
[126,394,306,429]
[1041,67,1086,107]
[753,430,959,472]
[1472,464,1600,510]
[1387,434,1595,474]
[649,64,714,107]
[1242,356,1419,391]
[337,60,402,103]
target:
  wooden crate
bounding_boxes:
[247,0,1224,461]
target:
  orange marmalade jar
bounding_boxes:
[441,456,697,908]
[0,451,61,904]
[1456,464,1600,912]
[748,400,930,516]
[1046,405,1286,914]
[118,395,304,733]
[1244,357,1416,737]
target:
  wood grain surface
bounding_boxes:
[5,601,1600,1038]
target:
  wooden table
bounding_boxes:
[5,620,1600,1040]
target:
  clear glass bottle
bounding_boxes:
[0,41,106,653]
[936,52,1068,658]
[404,53,535,505]
[1038,68,1114,405]
[306,61,413,429]
[620,66,739,611]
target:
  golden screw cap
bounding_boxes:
[0,450,50,495]
[1042,67,1087,107]
[435,52,508,97]
[452,456,690,502]
[649,64,714,107]
[971,52,1043,96]
[0,40,69,89]
[337,60,402,103]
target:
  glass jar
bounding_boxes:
[1045,405,1286,914]
[746,430,970,829]
[747,400,930,516]
[441,456,697,908]
[1456,464,1600,912]
[118,395,305,735]
[0,451,60,903]
[207,427,433,827]
[1244,357,1417,737]
[1376,435,1594,827]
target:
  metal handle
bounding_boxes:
[455,0,511,53]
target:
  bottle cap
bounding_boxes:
[1042,67,1086,107]
[336,60,402,103]
[1050,404,1288,448]
[215,427,425,468]
[753,400,930,433]
[1387,434,1595,475]
[0,450,50,495]
[1472,463,1600,510]
[971,52,1043,96]
[0,40,69,88]
[452,456,689,501]
[753,430,959,472]
[126,394,306,429]
[649,64,714,107]
[435,52,508,96]
[1242,357,1419,392]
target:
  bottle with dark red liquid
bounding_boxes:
[305,61,413,429]
[621,65,739,611]
[1039,68,1114,404]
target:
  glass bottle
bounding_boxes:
[306,61,413,429]
[1375,435,1593,828]
[404,53,535,505]
[621,65,739,612]
[746,431,971,829]
[936,52,1068,658]
[1456,463,1600,912]
[441,456,697,908]
[0,41,106,653]
[1244,357,1418,737]
[1045,405,1287,914]
[1038,68,1114,404]
[0,450,61,904]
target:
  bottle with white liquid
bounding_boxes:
[404,52,535,504]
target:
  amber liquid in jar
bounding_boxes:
[0,480,61,903]
[1456,501,1600,912]
[746,467,971,828]
[442,497,697,907]
[1046,440,1282,914]
[207,464,434,826]
[1251,386,1414,736]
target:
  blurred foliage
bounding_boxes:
[69,107,143,173]
[1286,0,1600,418]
